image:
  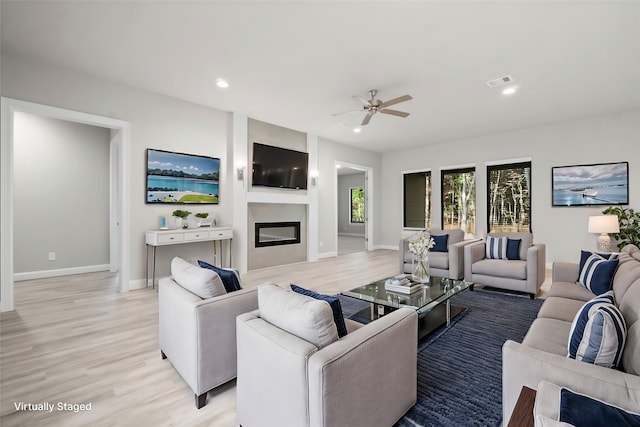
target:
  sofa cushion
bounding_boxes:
[522,318,573,356]
[258,284,338,349]
[472,259,527,280]
[170,256,226,299]
[198,260,242,292]
[559,387,640,426]
[568,292,626,368]
[623,322,640,376]
[430,234,449,252]
[537,297,587,322]
[290,284,348,338]
[486,236,508,259]
[577,253,619,295]
[428,252,449,270]
[547,282,596,302]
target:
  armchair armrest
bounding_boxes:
[448,239,481,280]
[464,241,486,282]
[308,308,418,427]
[525,244,546,295]
[552,262,580,283]
[502,340,640,422]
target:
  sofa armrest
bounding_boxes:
[552,262,580,284]
[308,308,418,427]
[464,241,486,282]
[526,244,546,294]
[502,340,640,422]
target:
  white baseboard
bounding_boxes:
[14,264,110,281]
[338,233,365,237]
[128,277,158,291]
[374,244,400,251]
[318,251,338,259]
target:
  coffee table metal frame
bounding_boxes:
[340,275,473,339]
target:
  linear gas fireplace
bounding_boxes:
[255,221,301,248]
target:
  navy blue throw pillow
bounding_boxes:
[506,238,521,260]
[198,260,242,293]
[560,388,640,426]
[579,250,616,271]
[430,234,449,252]
[290,284,348,338]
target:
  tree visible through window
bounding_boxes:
[487,162,531,232]
[403,171,431,229]
[350,187,365,223]
[441,168,476,236]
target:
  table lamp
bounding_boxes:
[588,215,620,252]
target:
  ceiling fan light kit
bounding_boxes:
[334,89,413,126]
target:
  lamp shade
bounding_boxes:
[588,215,620,234]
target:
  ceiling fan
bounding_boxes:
[333,90,413,126]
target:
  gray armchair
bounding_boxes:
[158,276,258,408]
[236,284,418,427]
[400,228,476,280]
[464,232,546,298]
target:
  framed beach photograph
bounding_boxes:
[551,161,629,207]
[146,149,220,204]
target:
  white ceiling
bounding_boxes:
[2,1,640,153]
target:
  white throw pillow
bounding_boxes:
[171,256,226,299]
[258,283,338,349]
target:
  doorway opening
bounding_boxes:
[1,97,131,312]
[335,161,373,256]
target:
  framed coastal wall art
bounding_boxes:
[146,149,220,204]
[551,161,629,207]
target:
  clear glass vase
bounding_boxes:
[412,253,430,283]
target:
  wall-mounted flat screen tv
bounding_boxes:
[146,149,220,204]
[252,142,308,190]
[551,161,629,207]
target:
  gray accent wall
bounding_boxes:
[13,112,110,274]
[337,172,365,236]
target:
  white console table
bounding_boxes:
[145,227,233,288]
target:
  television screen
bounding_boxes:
[252,143,308,190]
[146,149,220,204]
[552,161,629,207]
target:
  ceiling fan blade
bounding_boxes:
[379,94,413,109]
[331,109,362,117]
[352,95,371,106]
[361,111,373,126]
[380,109,410,118]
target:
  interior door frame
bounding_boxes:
[334,160,373,252]
[1,97,131,311]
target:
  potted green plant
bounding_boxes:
[172,209,192,229]
[602,206,640,250]
[195,212,211,227]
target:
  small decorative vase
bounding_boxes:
[412,253,430,283]
[175,217,183,229]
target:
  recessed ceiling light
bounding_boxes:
[353,128,361,133]
[336,164,341,169]
[216,78,229,88]
[502,85,519,96]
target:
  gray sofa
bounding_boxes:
[400,228,476,280]
[502,244,640,422]
[464,232,545,298]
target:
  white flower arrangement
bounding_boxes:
[408,232,435,257]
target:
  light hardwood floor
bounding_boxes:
[0,250,401,427]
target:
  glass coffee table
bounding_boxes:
[340,275,473,340]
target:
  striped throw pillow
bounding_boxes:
[568,291,626,368]
[486,236,508,260]
[577,253,619,295]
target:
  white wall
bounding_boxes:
[337,172,366,236]
[2,54,230,285]
[317,138,382,256]
[381,109,640,263]
[13,112,110,275]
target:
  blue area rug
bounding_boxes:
[339,289,543,427]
